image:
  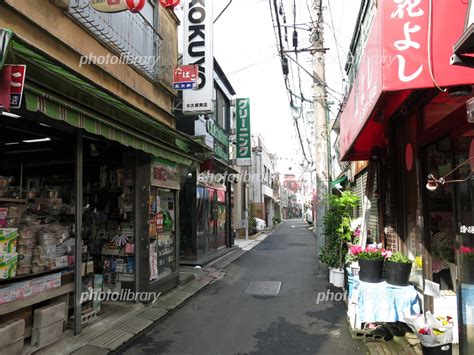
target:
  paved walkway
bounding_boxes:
[117,219,367,354]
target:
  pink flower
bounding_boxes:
[460,246,474,254]
[382,249,393,259]
[350,245,362,255]
[365,247,378,253]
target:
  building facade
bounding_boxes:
[337,1,474,352]
[176,60,237,265]
[249,135,275,227]
[0,0,209,341]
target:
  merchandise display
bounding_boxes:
[149,188,176,281]
[0,177,76,280]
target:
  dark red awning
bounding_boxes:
[340,0,473,161]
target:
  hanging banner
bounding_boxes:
[90,0,145,13]
[182,0,214,115]
[236,98,251,166]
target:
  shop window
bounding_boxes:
[423,137,457,291]
[149,188,176,281]
[453,136,474,353]
[216,190,226,249]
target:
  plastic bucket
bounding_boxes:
[386,261,412,286]
[358,259,384,283]
[421,343,452,355]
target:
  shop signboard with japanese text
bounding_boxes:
[236,98,251,166]
[151,158,180,190]
[7,65,26,109]
[182,0,214,115]
[339,0,472,160]
[173,65,198,90]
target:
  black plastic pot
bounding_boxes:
[386,261,412,286]
[421,343,452,355]
[358,258,384,283]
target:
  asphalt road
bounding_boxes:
[117,219,367,355]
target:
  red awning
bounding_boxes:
[340,0,473,161]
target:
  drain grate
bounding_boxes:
[246,281,281,296]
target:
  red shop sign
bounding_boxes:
[6,65,26,109]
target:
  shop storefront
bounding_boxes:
[0,31,205,346]
[175,59,237,265]
[179,159,234,265]
[338,1,473,353]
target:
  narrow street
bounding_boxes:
[117,220,367,355]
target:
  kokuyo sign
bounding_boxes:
[182,0,214,115]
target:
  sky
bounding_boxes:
[177,0,361,178]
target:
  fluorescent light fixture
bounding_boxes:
[39,123,51,127]
[22,138,51,143]
[4,142,20,146]
[1,111,21,119]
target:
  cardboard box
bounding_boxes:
[49,256,68,270]
[0,253,18,279]
[0,229,18,253]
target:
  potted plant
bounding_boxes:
[385,251,413,286]
[319,191,359,287]
[356,243,390,283]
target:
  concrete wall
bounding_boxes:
[1,0,179,127]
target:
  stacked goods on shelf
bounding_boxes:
[0,226,19,279]
[0,273,62,305]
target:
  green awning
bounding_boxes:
[331,174,348,188]
[24,85,194,166]
[6,35,210,167]
[0,29,13,70]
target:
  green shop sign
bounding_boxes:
[206,119,229,146]
[236,98,251,166]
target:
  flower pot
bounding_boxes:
[333,268,345,288]
[386,261,412,286]
[329,267,335,285]
[421,343,452,355]
[358,258,384,283]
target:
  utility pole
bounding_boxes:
[311,0,329,267]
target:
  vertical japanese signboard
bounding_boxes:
[236,98,251,166]
[7,65,26,109]
[173,65,198,90]
[182,0,213,115]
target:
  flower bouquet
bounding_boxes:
[404,312,453,352]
